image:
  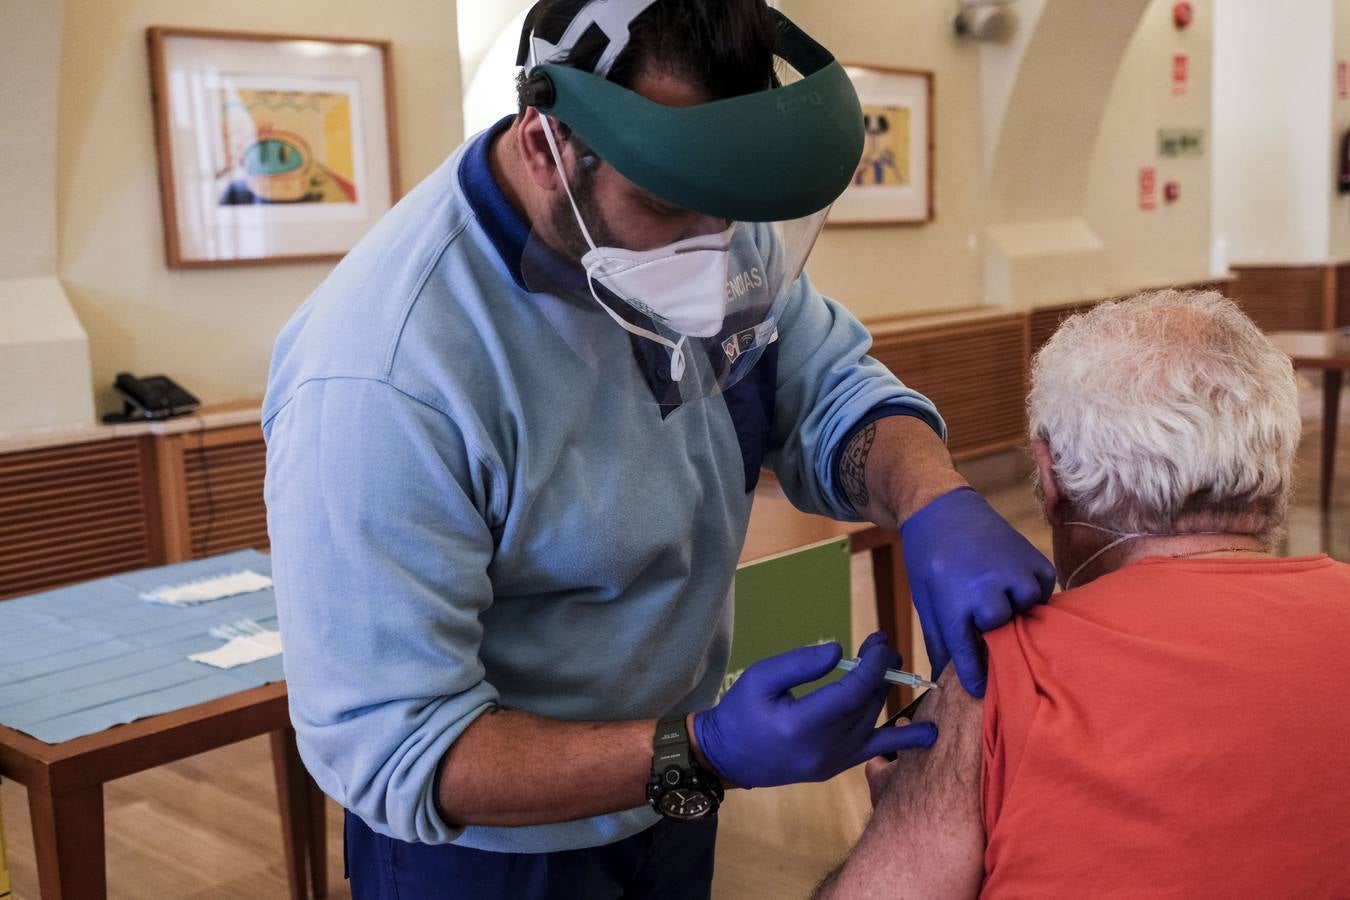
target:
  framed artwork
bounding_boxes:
[828,66,934,226]
[146,28,400,268]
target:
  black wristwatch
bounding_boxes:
[647,715,724,820]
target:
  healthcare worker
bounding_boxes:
[263,0,1055,896]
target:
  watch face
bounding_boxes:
[659,788,713,820]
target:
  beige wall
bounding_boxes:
[781,0,1215,320]
[1214,0,1334,265]
[1332,0,1350,262]
[779,0,987,320]
[2,0,63,280]
[1084,0,1215,293]
[56,0,463,412]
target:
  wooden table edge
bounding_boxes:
[0,681,291,793]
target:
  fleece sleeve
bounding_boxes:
[765,273,947,521]
[263,376,503,844]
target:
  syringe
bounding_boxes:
[835,658,938,690]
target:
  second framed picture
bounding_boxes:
[147,28,400,268]
[829,66,934,226]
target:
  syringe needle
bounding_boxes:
[835,657,939,691]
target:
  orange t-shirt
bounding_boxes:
[980,555,1350,898]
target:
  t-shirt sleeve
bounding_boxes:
[981,621,1040,845]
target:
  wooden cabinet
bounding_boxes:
[0,437,159,600]
[151,424,268,563]
[870,313,1030,460]
[0,411,268,600]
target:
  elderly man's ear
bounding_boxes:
[1031,439,1067,528]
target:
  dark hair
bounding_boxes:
[516,0,779,114]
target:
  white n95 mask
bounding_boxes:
[522,110,829,402]
[539,114,738,381]
[581,225,737,339]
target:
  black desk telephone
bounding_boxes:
[102,373,200,423]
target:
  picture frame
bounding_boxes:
[828,65,934,226]
[146,27,400,268]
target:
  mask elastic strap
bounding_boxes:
[544,113,686,381]
[1062,533,1138,591]
[583,259,687,381]
[1061,521,1231,590]
[538,113,602,255]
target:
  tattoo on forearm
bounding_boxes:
[841,423,876,510]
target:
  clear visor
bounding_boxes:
[520,199,827,406]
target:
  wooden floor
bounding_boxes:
[3,383,1346,899]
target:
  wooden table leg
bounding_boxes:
[270,729,310,900]
[869,535,915,716]
[28,783,105,899]
[306,776,327,899]
[1322,370,1342,513]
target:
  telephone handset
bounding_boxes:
[102,373,200,423]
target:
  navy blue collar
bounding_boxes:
[459,115,532,287]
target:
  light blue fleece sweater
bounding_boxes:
[262,118,944,853]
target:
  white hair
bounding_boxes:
[1027,289,1301,543]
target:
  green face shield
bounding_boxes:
[517,4,864,222]
[514,1,863,406]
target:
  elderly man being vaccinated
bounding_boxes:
[263,1,1055,896]
[820,291,1350,898]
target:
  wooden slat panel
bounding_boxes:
[0,509,147,548]
[869,316,1028,458]
[184,435,268,558]
[1338,263,1350,328]
[1226,266,1327,331]
[0,484,143,522]
[0,438,155,600]
[0,445,141,479]
[1,551,153,600]
[0,494,150,535]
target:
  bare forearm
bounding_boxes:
[840,416,967,530]
[437,708,657,827]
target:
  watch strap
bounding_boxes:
[653,715,693,773]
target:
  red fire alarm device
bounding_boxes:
[1172,54,1189,97]
[1164,181,1181,203]
[1173,2,1193,29]
[1140,167,1158,211]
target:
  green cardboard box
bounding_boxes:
[725,536,852,699]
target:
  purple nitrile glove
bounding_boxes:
[691,632,938,789]
[901,486,1056,697]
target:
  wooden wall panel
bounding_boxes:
[180,426,268,560]
[1338,263,1350,328]
[0,438,156,600]
[869,315,1029,459]
[1226,266,1328,332]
